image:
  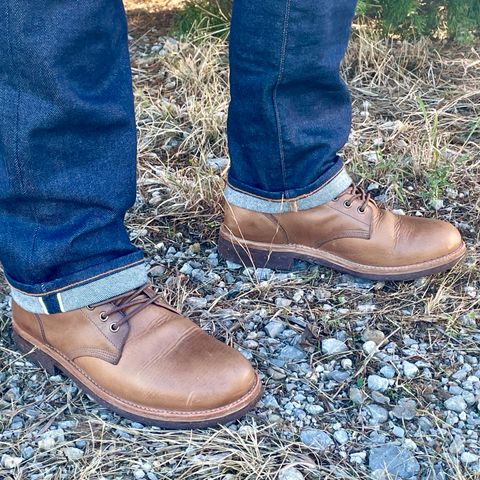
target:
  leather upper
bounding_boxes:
[12,287,257,412]
[222,187,463,268]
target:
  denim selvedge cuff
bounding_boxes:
[224,168,353,213]
[10,263,148,315]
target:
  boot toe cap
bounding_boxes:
[401,216,464,262]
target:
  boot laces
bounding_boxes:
[341,184,374,212]
[87,284,160,332]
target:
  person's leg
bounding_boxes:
[3,0,261,428]
[220,0,465,278]
[0,0,146,313]
[226,0,356,211]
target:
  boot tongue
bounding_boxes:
[143,284,158,299]
[126,284,180,315]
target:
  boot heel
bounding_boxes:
[12,330,57,375]
[218,234,294,270]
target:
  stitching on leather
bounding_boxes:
[81,309,121,353]
[34,313,48,344]
[15,326,259,416]
[264,213,289,243]
[316,230,370,248]
[69,347,117,363]
[222,230,466,271]
[327,203,371,227]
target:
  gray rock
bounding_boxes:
[341,358,353,370]
[350,451,367,464]
[207,253,219,267]
[392,426,405,438]
[253,268,273,281]
[267,367,286,380]
[191,268,206,282]
[367,404,389,425]
[62,447,84,461]
[368,375,390,392]
[444,395,468,413]
[263,394,280,410]
[431,198,444,210]
[278,466,305,480]
[321,338,348,355]
[326,370,351,382]
[300,429,334,451]
[279,345,306,361]
[371,391,390,405]
[333,430,350,445]
[186,297,208,309]
[1,454,22,469]
[179,263,194,275]
[402,361,419,379]
[305,404,324,415]
[368,444,420,479]
[392,399,417,420]
[207,156,229,171]
[336,274,373,289]
[349,387,366,404]
[275,297,292,308]
[363,341,378,355]
[362,329,386,345]
[226,260,242,270]
[264,319,285,338]
[38,428,65,450]
[379,365,396,379]
[449,436,465,455]
[461,452,479,465]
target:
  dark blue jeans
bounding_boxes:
[0,0,356,314]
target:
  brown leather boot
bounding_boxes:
[12,284,262,428]
[219,185,465,281]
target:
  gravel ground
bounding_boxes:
[1,5,479,480]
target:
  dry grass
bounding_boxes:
[1,4,479,480]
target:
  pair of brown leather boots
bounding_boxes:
[12,186,465,428]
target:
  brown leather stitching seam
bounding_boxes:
[221,230,466,271]
[327,203,371,227]
[81,309,121,353]
[34,314,48,344]
[264,213,289,243]
[315,230,370,248]
[68,348,117,363]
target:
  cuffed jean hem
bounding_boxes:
[224,167,352,214]
[8,260,148,315]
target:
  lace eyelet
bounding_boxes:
[100,311,109,321]
[86,305,95,311]
[357,206,366,214]
[110,323,119,333]
[343,201,352,208]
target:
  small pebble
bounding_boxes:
[368,375,390,392]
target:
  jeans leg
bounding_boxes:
[0,0,147,313]
[226,0,357,212]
